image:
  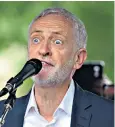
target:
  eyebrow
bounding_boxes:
[51,31,66,39]
[30,30,43,35]
[30,29,66,38]
[52,31,63,36]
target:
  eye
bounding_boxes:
[54,39,62,45]
[32,38,40,44]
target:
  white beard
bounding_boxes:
[32,58,74,88]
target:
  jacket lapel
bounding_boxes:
[70,81,92,127]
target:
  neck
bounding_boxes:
[34,80,71,121]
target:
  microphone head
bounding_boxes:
[2,58,42,94]
[26,59,42,75]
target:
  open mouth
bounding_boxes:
[41,61,54,67]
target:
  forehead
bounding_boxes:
[29,14,74,36]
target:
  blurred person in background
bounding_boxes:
[73,61,114,100]
[0,7,113,127]
[93,75,114,100]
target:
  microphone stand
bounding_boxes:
[0,90,16,127]
[0,59,42,126]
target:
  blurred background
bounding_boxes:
[0,1,114,99]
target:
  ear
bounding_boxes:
[73,48,87,70]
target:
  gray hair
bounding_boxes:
[29,7,87,49]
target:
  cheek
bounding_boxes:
[53,48,73,66]
[28,45,38,58]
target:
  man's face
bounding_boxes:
[28,14,78,87]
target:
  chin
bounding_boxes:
[34,79,57,88]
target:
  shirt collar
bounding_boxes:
[24,84,38,118]
[25,79,75,117]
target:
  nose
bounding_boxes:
[38,41,52,57]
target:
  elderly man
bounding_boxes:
[0,8,113,127]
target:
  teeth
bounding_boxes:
[41,61,53,66]
[42,61,49,64]
[42,62,47,65]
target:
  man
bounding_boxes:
[0,8,113,127]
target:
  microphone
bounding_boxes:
[0,58,42,97]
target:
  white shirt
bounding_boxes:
[23,79,75,127]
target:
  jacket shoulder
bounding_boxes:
[84,90,114,127]
[85,90,113,108]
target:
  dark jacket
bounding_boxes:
[0,81,114,127]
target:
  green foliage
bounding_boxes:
[0,1,114,96]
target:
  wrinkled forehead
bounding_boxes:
[29,14,74,36]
